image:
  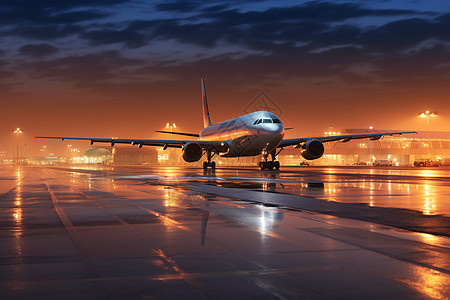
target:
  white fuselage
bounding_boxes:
[199,111,284,157]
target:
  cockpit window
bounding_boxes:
[254,119,273,125]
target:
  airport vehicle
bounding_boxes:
[413,159,441,167]
[373,160,394,167]
[36,79,416,170]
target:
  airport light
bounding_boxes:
[166,123,176,133]
[324,130,340,136]
[419,111,438,155]
[12,128,23,165]
[41,145,47,156]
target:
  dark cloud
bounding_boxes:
[19,44,59,57]
[156,2,201,13]
[0,1,126,26]
[61,1,423,51]
[82,29,148,48]
[0,0,129,9]
[359,18,447,52]
[24,51,143,87]
[48,10,110,23]
[1,1,449,95]
[205,2,417,27]
[374,43,450,80]
[201,5,229,13]
[113,2,425,51]
[0,1,436,54]
[6,24,82,40]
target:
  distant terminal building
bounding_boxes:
[84,147,113,162]
[278,129,450,166]
[0,151,8,164]
[84,147,158,165]
[113,147,157,165]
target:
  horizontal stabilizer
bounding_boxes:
[155,130,200,137]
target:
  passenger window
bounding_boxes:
[272,119,281,123]
[263,119,272,123]
[253,119,259,125]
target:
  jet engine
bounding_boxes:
[301,139,324,160]
[182,142,203,162]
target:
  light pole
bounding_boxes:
[164,123,177,164]
[41,145,47,156]
[166,123,176,133]
[369,126,374,164]
[420,111,438,156]
[12,128,23,165]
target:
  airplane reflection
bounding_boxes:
[258,208,284,236]
[159,181,285,245]
[200,209,209,245]
[203,168,215,176]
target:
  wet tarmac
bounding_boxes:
[0,165,449,299]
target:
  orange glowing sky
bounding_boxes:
[1,0,449,157]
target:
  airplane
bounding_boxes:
[36,78,416,170]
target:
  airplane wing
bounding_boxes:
[155,130,200,137]
[35,136,226,150]
[278,131,417,148]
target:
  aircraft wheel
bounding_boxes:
[203,161,208,170]
[259,162,265,170]
[274,161,280,170]
[211,161,216,169]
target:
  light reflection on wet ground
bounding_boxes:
[106,165,450,216]
[0,165,449,299]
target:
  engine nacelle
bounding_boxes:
[182,142,203,162]
[301,139,324,160]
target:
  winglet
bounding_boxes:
[201,78,212,128]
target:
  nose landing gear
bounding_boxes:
[259,160,280,170]
[203,150,216,170]
[203,161,216,170]
[259,148,281,170]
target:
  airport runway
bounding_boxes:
[0,165,449,299]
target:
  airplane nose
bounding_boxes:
[275,123,284,134]
[264,123,284,134]
[261,123,284,149]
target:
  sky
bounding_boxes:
[1,0,450,157]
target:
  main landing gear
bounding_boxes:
[203,150,216,170]
[259,148,281,170]
[259,161,280,170]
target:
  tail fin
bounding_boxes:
[201,78,212,128]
